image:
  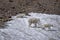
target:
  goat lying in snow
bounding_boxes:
[42,24,53,30]
[16,14,26,18]
[16,13,31,18]
[28,18,40,27]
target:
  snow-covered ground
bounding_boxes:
[0,12,60,40]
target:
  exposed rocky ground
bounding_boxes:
[0,0,60,27]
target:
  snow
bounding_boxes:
[0,12,60,40]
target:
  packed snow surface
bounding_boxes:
[0,12,60,40]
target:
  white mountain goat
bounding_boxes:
[28,18,41,27]
[16,14,26,18]
[43,24,53,30]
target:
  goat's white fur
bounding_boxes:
[28,18,40,27]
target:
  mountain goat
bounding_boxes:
[43,24,53,30]
[28,18,40,27]
[16,14,26,18]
